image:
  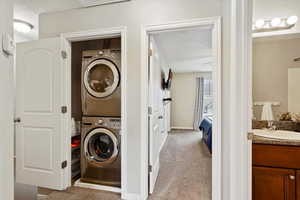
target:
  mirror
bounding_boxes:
[253,36,300,121]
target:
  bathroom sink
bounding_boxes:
[253,129,300,141]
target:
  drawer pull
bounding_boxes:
[289,175,295,180]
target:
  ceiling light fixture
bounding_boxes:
[287,16,298,26]
[13,19,34,33]
[270,17,281,27]
[255,19,265,29]
[253,16,298,33]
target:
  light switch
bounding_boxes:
[2,33,15,56]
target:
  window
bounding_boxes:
[203,79,213,115]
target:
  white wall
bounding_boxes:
[0,0,14,199]
[253,0,300,37]
[171,72,212,129]
[39,0,222,196]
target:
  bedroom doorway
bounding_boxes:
[141,17,222,200]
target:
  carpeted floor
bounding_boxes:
[38,130,212,200]
[148,130,212,200]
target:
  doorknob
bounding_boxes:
[158,116,163,119]
[14,118,21,123]
[289,175,295,180]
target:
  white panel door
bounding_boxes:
[148,37,162,194]
[15,38,68,190]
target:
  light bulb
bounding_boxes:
[13,20,33,33]
[255,19,265,29]
[270,18,281,27]
[287,16,298,25]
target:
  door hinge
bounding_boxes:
[61,160,67,169]
[61,50,67,59]
[148,49,153,57]
[61,106,67,114]
[148,165,153,173]
[148,106,152,115]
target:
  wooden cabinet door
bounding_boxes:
[253,167,295,200]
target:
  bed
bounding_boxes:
[199,115,212,153]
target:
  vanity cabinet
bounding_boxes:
[252,144,300,200]
[253,167,295,200]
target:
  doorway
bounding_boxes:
[14,27,128,199]
[140,17,222,199]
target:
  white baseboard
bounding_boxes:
[122,193,147,200]
[74,179,121,193]
[171,126,194,130]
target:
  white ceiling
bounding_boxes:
[13,0,131,42]
[14,0,130,14]
[152,27,213,73]
[14,0,80,14]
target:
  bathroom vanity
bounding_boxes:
[251,133,300,200]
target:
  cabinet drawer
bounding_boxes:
[253,144,300,169]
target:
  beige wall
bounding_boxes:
[171,72,211,128]
[39,0,222,195]
[253,38,300,120]
[0,0,14,199]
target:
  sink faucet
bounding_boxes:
[267,121,277,130]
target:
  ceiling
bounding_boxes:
[14,0,130,14]
[152,27,214,73]
[14,0,81,15]
[13,0,130,42]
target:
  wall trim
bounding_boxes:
[140,17,222,200]
[226,0,252,199]
[170,126,194,130]
[74,179,121,193]
[60,26,128,197]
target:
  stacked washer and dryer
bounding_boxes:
[80,49,122,187]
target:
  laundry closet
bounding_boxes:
[15,35,123,192]
[71,37,122,187]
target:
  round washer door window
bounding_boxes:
[84,128,119,165]
[84,59,120,98]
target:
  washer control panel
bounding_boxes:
[109,118,121,130]
[82,117,121,130]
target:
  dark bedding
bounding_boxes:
[199,117,212,153]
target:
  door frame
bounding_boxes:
[140,17,222,200]
[60,26,128,197]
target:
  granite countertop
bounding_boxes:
[248,132,300,146]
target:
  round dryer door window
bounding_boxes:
[84,59,120,98]
[84,128,119,165]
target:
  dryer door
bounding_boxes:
[84,128,119,166]
[84,59,120,98]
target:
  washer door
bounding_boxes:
[84,128,119,166]
[84,59,120,98]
